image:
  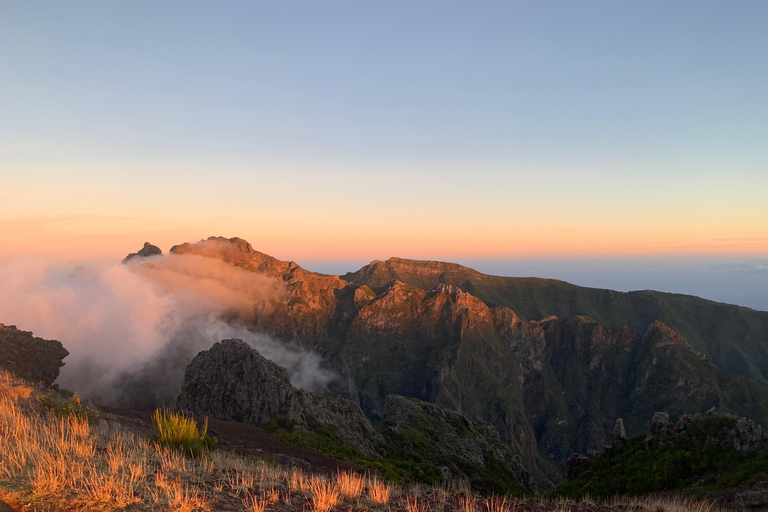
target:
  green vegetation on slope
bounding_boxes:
[261,416,529,496]
[552,415,768,499]
[344,258,768,383]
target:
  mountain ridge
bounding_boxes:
[127,237,768,488]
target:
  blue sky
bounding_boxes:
[1,1,766,308]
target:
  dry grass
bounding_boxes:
[458,494,478,511]
[369,477,393,504]
[623,496,723,512]
[309,475,340,512]
[336,469,365,499]
[484,495,511,512]
[0,370,737,512]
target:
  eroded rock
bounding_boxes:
[177,339,383,456]
[0,324,68,386]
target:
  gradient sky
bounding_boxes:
[1,1,767,267]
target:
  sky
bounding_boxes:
[1,1,767,308]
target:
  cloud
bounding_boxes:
[0,253,334,408]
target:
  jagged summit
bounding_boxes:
[170,236,312,281]
[122,242,162,263]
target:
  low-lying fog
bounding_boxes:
[0,254,335,408]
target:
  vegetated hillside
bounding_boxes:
[343,257,768,384]
[142,237,768,489]
[553,411,768,508]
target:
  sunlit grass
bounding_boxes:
[0,369,738,512]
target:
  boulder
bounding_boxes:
[177,339,383,456]
[0,324,68,386]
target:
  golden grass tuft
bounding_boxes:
[309,475,341,512]
[484,495,511,512]
[369,477,393,504]
[336,470,365,499]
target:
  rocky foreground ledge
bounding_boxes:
[0,324,68,386]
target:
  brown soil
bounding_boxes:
[98,405,363,475]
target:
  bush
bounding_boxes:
[36,392,99,425]
[148,409,217,458]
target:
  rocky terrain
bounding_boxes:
[138,236,768,488]
[0,324,68,386]
[177,339,383,457]
[176,338,534,493]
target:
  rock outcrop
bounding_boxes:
[0,324,68,386]
[177,339,383,456]
[122,242,162,263]
[381,394,534,493]
[649,410,765,452]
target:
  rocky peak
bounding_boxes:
[122,242,162,263]
[0,324,69,386]
[177,339,383,456]
[643,321,706,360]
[171,236,300,280]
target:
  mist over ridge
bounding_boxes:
[0,249,336,407]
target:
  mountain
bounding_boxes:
[343,257,768,384]
[161,237,768,487]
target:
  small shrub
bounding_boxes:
[36,393,99,425]
[148,409,217,458]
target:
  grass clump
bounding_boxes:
[148,408,217,458]
[36,391,99,425]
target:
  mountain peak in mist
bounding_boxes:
[122,242,162,263]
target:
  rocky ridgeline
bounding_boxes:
[565,409,767,481]
[649,409,764,452]
[177,339,383,457]
[0,324,68,386]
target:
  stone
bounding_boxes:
[613,418,627,447]
[0,324,68,386]
[565,453,592,480]
[650,412,670,437]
